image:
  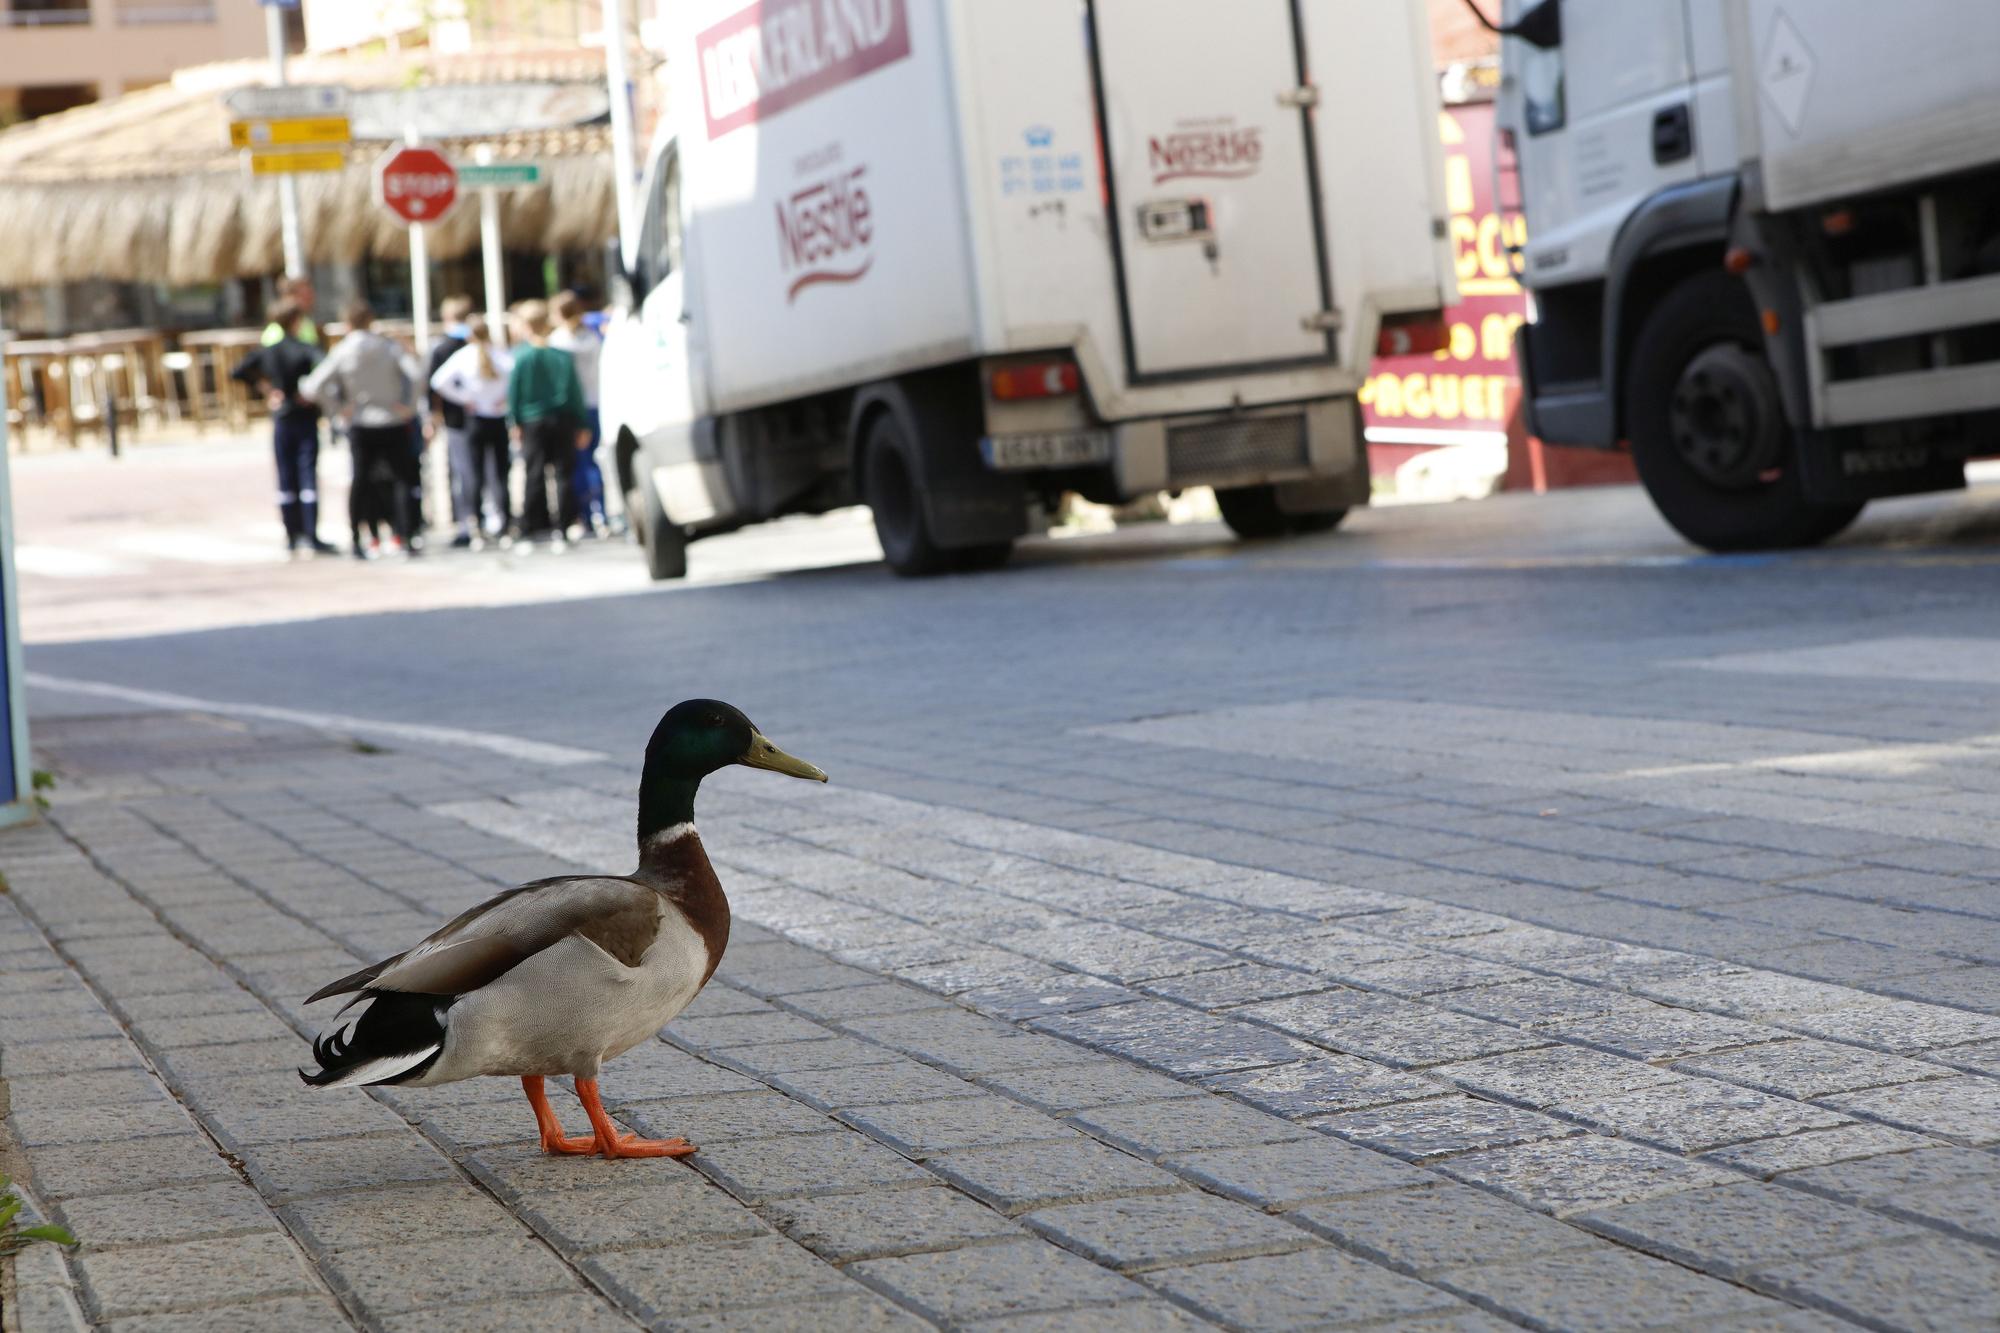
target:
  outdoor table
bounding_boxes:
[62,328,169,440]
[1,339,68,446]
[177,327,267,432]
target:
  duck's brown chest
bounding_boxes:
[638,830,731,987]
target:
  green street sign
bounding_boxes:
[459,162,542,188]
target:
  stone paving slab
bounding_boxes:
[17,634,2000,1330]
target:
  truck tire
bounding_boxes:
[1626,270,1861,551]
[952,542,1014,572]
[1216,485,1347,539]
[863,411,954,577]
[628,478,688,581]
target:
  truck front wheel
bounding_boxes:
[1216,485,1348,539]
[628,477,688,581]
[1626,270,1860,551]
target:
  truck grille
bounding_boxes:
[1166,414,1309,484]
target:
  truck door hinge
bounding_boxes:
[1277,84,1319,110]
[1300,309,1343,333]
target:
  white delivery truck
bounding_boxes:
[1493,0,2000,550]
[600,0,1455,577]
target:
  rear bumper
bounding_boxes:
[1110,398,1368,504]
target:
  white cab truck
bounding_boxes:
[600,0,1455,577]
[1494,0,2000,550]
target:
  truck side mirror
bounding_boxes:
[1507,0,1561,49]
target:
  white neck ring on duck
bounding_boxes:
[643,821,695,854]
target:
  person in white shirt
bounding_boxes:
[429,317,514,544]
[550,290,607,536]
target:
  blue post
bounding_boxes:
[0,332,31,828]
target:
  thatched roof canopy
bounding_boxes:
[0,49,620,289]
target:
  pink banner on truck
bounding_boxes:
[697,0,913,139]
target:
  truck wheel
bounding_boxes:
[1287,508,1348,535]
[1216,485,1346,539]
[1626,270,1861,551]
[863,411,953,577]
[953,542,1014,572]
[628,479,687,581]
[1216,485,1289,539]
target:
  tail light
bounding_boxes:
[1377,310,1450,358]
[990,361,1080,400]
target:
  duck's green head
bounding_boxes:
[639,699,827,838]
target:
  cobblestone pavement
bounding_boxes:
[9,482,2000,1328]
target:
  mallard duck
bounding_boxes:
[299,700,827,1158]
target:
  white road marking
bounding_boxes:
[110,531,287,565]
[23,673,607,767]
[13,546,141,579]
[1681,636,2000,688]
[1612,737,2000,780]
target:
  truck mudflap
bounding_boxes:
[852,369,1029,551]
[1796,429,1968,506]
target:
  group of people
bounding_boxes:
[231,277,609,561]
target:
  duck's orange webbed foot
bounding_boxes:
[522,1075,602,1156]
[576,1077,697,1158]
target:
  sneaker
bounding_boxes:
[450,532,474,550]
[352,543,371,561]
[307,538,338,556]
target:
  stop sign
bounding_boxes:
[375,145,457,225]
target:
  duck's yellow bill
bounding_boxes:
[739,733,829,782]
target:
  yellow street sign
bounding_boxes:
[230,116,352,149]
[249,148,346,175]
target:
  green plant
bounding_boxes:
[29,769,54,811]
[0,1172,75,1256]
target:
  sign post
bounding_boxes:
[478,147,506,342]
[465,148,544,341]
[260,0,307,277]
[0,335,32,828]
[375,140,458,357]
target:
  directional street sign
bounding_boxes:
[250,148,346,175]
[375,144,458,224]
[229,116,351,149]
[224,83,348,121]
[458,162,542,189]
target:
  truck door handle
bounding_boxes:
[1652,104,1692,165]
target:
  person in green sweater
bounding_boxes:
[506,299,590,547]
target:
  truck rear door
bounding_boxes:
[1090,1,1334,381]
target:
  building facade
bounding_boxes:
[0,0,283,126]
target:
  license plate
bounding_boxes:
[980,431,1112,471]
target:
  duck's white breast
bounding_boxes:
[425,901,711,1082]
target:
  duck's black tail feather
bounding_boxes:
[300,991,451,1089]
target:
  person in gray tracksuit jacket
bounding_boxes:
[301,301,425,559]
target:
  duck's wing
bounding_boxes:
[306,875,661,1004]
